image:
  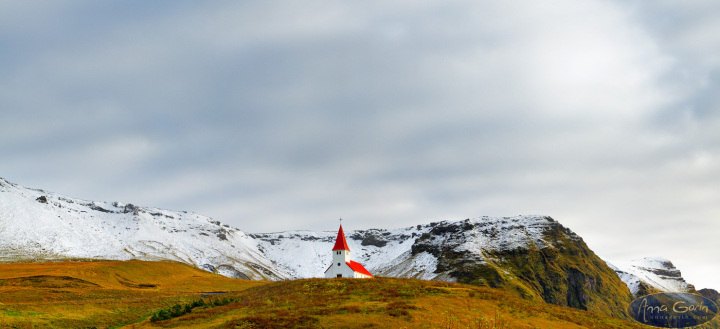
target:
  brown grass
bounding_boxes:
[0,260,265,328]
[3,261,718,329]
[131,277,650,329]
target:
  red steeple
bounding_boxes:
[332,225,350,251]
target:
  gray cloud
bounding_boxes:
[1,0,719,289]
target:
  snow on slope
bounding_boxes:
[5,177,560,282]
[4,176,695,293]
[253,215,567,280]
[433,215,565,253]
[0,177,288,280]
[378,251,447,280]
[252,224,427,279]
[605,257,693,296]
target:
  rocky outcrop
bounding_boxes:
[606,257,694,297]
[405,217,634,319]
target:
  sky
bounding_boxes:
[1,0,719,290]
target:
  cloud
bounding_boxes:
[0,0,719,289]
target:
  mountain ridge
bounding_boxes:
[0,176,707,319]
[0,177,287,280]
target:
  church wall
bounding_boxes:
[324,262,355,278]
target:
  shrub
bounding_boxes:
[150,297,238,322]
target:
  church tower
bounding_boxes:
[332,224,351,266]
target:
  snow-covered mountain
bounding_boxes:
[1,177,575,283]
[253,224,442,280]
[605,257,695,297]
[0,177,703,318]
[0,177,287,280]
[254,215,578,280]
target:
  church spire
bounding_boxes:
[332,224,350,251]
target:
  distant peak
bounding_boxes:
[633,257,675,269]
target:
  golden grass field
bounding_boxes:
[0,260,265,328]
[0,260,673,328]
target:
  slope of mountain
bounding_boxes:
[605,257,695,297]
[0,177,287,280]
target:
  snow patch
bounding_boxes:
[605,257,692,295]
[0,177,288,280]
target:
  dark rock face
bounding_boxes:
[90,205,112,213]
[123,204,140,215]
[429,224,461,235]
[215,229,229,241]
[248,263,281,279]
[640,259,683,279]
[217,265,250,280]
[360,234,388,247]
[565,267,595,310]
[700,288,720,303]
[410,233,439,257]
[36,196,48,203]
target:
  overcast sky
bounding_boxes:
[1,0,719,290]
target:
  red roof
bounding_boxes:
[332,225,350,251]
[346,261,373,277]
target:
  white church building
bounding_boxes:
[324,224,373,279]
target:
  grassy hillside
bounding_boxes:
[4,260,705,329]
[128,277,647,329]
[0,260,265,328]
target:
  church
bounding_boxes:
[324,224,373,279]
